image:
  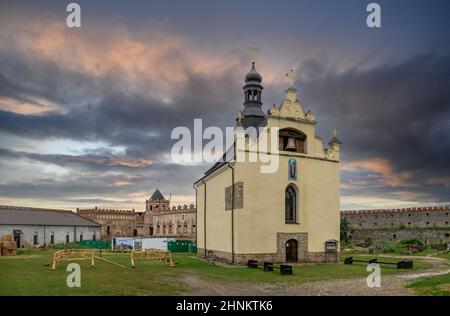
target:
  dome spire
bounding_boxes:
[236,43,266,129]
[248,42,260,64]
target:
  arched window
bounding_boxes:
[285,185,297,223]
[33,231,38,245]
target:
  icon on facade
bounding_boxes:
[288,158,297,180]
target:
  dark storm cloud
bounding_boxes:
[300,52,450,201]
[0,148,154,171]
[0,154,205,206]
[0,29,242,207]
[0,48,102,108]
[0,43,243,159]
[0,18,449,206]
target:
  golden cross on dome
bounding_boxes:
[286,69,297,88]
[248,42,260,63]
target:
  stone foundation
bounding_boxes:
[197,232,339,264]
[197,248,338,264]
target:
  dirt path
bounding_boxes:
[184,256,450,296]
[183,274,413,296]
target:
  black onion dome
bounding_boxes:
[245,62,262,83]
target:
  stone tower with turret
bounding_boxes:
[145,189,170,212]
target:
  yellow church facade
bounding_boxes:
[194,63,342,264]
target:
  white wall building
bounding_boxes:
[0,206,101,248]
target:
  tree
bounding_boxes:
[340,217,354,243]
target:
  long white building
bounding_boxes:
[0,205,101,248]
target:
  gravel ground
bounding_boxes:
[184,256,450,296]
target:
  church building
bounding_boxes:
[194,60,342,264]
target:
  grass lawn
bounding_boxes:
[0,249,432,295]
[436,252,450,260]
[407,274,450,296]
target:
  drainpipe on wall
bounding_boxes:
[228,162,235,264]
[193,183,199,255]
[202,179,207,258]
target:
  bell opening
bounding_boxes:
[285,137,297,151]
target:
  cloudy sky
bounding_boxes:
[0,0,449,211]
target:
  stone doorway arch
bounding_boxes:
[286,239,298,262]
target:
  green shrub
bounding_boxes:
[376,242,397,253]
[49,242,89,249]
[429,242,447,250]
[340,217,354,243]
[400,238,424,246]
[362,236,373,247]
[400,238,425,253]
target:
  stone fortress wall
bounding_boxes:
[76,207,138,239]
[341,205,450,244]
[76,190,196,241]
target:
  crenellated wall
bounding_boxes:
[341,206,450,243]
[76,202,196,241]
[76,207,138,240]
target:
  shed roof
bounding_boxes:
[0,206,100,227]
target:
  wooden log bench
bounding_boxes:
[263,261,273,272]
[247,260,293,275]
[344,257,413,269]
[247,259,258,268]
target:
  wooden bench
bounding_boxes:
[344,257,413,269]
[247,260,293,275]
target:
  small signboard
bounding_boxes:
[325,240,338,252]
[113,237,134,251]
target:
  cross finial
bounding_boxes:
[248,42,260,63]
[236,110,244,123]
[286,69,297,88]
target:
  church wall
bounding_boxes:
[201,168,233,254]
[232,154,340,256]
[301,157,340,252]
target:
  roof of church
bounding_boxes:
[150,189,165,201]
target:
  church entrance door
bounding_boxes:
[286,239,298,262]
